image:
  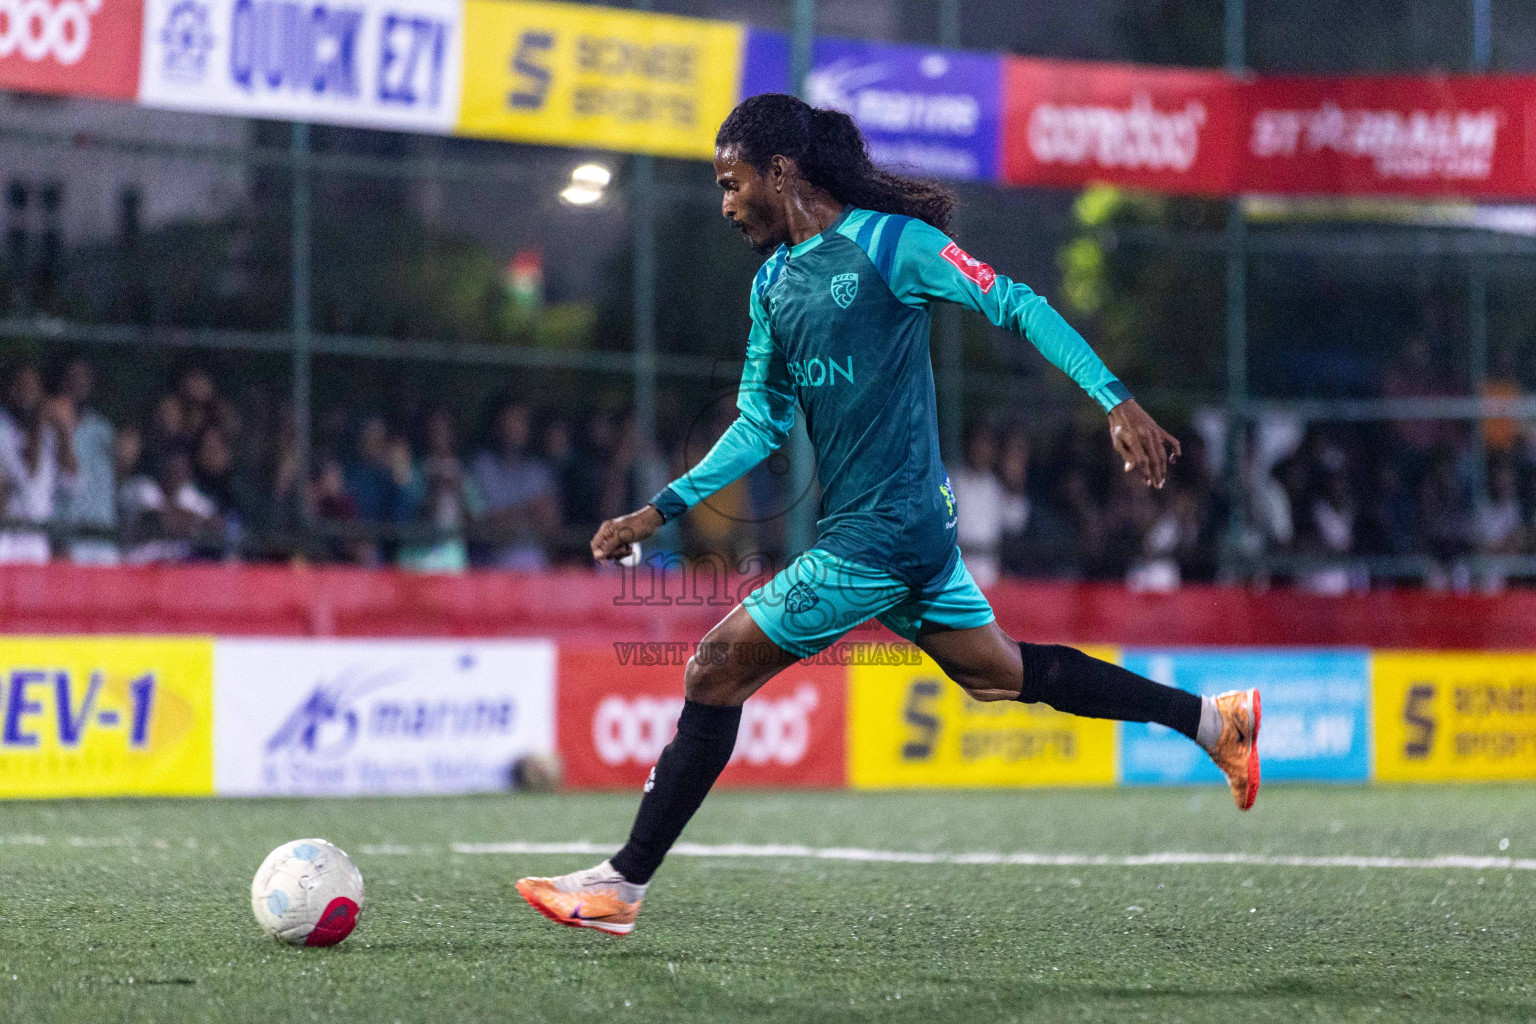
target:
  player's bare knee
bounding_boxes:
[948,661,1021,701]
[683,654,718,703]
[957,677,1013,702]
[683,652,743,705]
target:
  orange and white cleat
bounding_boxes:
[515,861,645,936]
[1208,688,1261,810]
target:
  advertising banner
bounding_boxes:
[1374,652,1536,782]
[213,638,555,796]
[0,0,142,99]
[457,0,742,159]
[740,31,1002,182]
[557,644,846,789]
[1120,649,1371,785]
[1001,56,1241,195]
[138,0,463,133]
[0,636,213,798]
[1243,76,1536,200]
[848,645,1118,789]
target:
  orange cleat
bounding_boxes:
[1208,688,1261,811]
[516,861,644,936]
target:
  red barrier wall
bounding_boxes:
[2,564,1534,649]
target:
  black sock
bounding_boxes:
[1016,642,1201,741]
[609,700,742,885]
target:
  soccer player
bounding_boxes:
[516,95,1260,936]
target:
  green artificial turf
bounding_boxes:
[1,786,1532,1023]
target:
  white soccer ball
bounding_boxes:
[251,838,365,947]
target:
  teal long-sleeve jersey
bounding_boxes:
[649,206,1132,592]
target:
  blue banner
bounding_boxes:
[1120,649,1372,785]
[741,30,1001,182]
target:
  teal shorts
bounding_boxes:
[742,548,995,659]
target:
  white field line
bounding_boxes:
[4,835,1530,871]
[423,841,1536,872]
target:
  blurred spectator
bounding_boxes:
[1474,458,1524,556]
[400,409,481,573]
[118,445,220,564]
[950,424,1005,587]
[1300,464,1356,595]
[574,413,633,526]
[1050,466,1102,576]
[233,400,305,548]
[1482,348,1522,455]
[1419,453,1474,589]
[177,367,217,440]
[193,427,241,557]
[992,429,1079,580]
[194,428,234,514]
[344,415,417,564]
[544,419,577,522]
[157,450,221,556]
[1103,471,1163,589]
[116,425,172,564]
[1381,335,1448,485]
[1129,483,1206,592]
[471,400,558,569]
[313,456,370,565]
[1358,462,1417,556]
[0,362,77,563]
[148,393,188,463]
[602,414,640,523]
[54,358,118,564]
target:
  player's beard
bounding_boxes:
[736,194,781,255]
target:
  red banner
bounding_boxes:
[1242,75,1536,199]
[1002,59,1536,200]
[1001,57,1242,196]
[557,645,847,790]
[0,0,141,100]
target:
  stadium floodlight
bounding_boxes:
[561,163,611,205]
[560,185,604,205]
[571,163,612,187]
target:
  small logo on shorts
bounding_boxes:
[785,582,820,614]
[830,273,859,309]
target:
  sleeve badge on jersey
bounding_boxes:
[940,242,996,294]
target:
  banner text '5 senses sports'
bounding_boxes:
[1374,652,1536,782]
[848,645,1118,789]
[458,0,742,158]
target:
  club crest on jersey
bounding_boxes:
[829,272,859,308]
[785,582,820,614]
[940,242,996,294]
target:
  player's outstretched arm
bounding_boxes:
[591,271,795,563]
[883,218,1179,486]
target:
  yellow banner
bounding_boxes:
[1374,652,1536,782]
[458,0,743,158]
[848,645,1120,789]
[0,637,214,798]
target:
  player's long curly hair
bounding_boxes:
[716,93,957,231]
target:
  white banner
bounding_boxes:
[214,638,554,796]
[139,0,463,132]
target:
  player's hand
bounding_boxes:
[591,505,664,562]
[1108,399,1181,489]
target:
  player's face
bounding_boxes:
[715,148,786,256]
